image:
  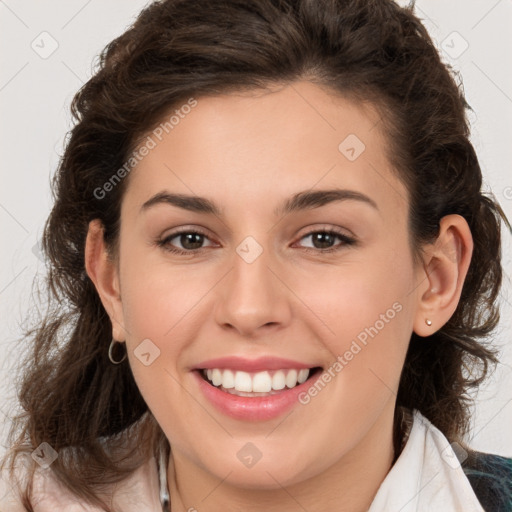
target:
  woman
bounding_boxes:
[1,0,511,510]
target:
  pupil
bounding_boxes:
[313,232,334,249]
[181,233,203,250]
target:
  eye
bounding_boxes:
[156,228,215,255]
[295,229,356,253]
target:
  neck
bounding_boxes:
[166,403,399,512]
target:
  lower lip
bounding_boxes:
[192,369,323,421]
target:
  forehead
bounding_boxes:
[122,81,408,221]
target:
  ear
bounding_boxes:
[413,214,474,337]
[84,219,127,341]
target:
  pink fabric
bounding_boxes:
[0,456,163,512]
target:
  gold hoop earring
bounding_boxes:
[108,338,127,364]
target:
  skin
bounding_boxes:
[85,80,473,512]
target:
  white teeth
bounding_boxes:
[211,369,223,386]
[272,371,286,390]
[252,371,272,393]
[202,368,312,393]
[285,369,298,388]
[221,369,235,389]
[234,371,252,392]
[298,369,309,384]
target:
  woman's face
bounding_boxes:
[111,81,426,487]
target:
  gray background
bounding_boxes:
[1,0,511,458]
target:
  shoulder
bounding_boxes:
[462,449,512,512]
[2,453,163,512]
[0,468,27,512]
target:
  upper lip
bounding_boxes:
[192,356,320,373]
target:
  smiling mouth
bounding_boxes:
[196,367,323,397]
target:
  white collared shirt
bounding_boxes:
[368,409,485,511]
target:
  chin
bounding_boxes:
[203,451,317,490]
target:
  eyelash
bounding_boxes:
[156,227,356,256]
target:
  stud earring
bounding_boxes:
[425,319,432,326]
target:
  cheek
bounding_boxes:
[118,256,210,441]
[119,238,213,341]
[116,242,223,414]
[298,246,415,377]
[286,250,414,457]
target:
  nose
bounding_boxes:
[214,241,292,338]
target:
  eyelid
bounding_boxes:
[157,226,217,250]
[295,223,356,241]
[160,225,212,240]
[292,226,356,253]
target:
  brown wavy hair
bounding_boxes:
[2,0,510,509]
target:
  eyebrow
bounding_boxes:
[140,188,379,217]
